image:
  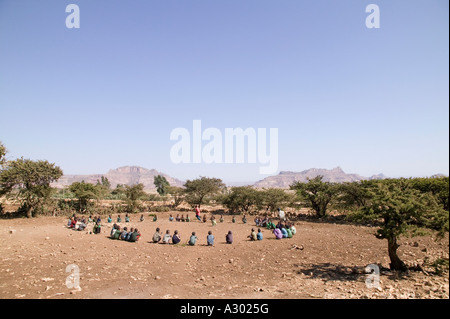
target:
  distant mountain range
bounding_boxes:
[52,165,388,190]
[52,166,184,190]
[253,167,386,189]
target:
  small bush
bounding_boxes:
[150,206,170,212]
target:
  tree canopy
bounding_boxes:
[184,177,225,208]
[68,181,100,212]
[0,158,63,217]
[154,175,170,196]
[348,179,449,271]
[290,176,339,218]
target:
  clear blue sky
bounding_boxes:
[0,0,448,183]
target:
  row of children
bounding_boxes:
[110,224,141,242]
[107,214,145,223]
[169,214,191,222]
[152,228,235,246]
[272,221,297,239]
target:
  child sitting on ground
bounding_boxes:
[248,228,257,241]
[162,230,172,244]
[286,227,293,238]
[290,223,297,235]
[69,217,77,229]
[107,215,112,223]
[140,214,144,222]
[172,230,181,244]
[110,224,118,238]
[113,226,122,240]
[152,227,162,243]
[188,232,197,246]
[125,214,130,223]
[129,228,140,242]
[226,231,233,244]
[257,228,263,240]
[77,220,87,231]
[207,231,214,246]
[121,227,129,240]
[93,221,101,234]
[127,227,135,240]
[273,227,282,240]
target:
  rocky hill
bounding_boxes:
[253,167,386,188]
[52,166,184,190]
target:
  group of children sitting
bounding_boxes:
[109,224,141,242]
[272,221,297,239]
[151,228,224,246]
[67,215,102,234]
[168,214,191,222]
[67,211,297,245]
[107,213,145,223]
[248,228,264,241]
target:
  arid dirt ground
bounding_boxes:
[0,212,448,299]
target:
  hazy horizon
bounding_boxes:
[54,164,448,186]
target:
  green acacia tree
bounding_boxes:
[184,177,225,208]
[349,179,449,271]
[259,188,293,213]
[290,176,339,218]
[69,181,100,212]
[125,183,146,213]
[223,186,261,214]
[154,175,170,196]
[95,176,112,199]
[167,186,185,208]
[0,158,63,218]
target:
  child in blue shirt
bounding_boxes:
[257,228,263,240]
[207,231,214,246]
[281,227,288,238]
[121,227,128,240]
[126,228,134,241]
[188,232,197,246]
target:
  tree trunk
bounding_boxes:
[388,237,407,271]
[26,206,33,218]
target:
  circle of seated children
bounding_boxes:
[67,211,296,245]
